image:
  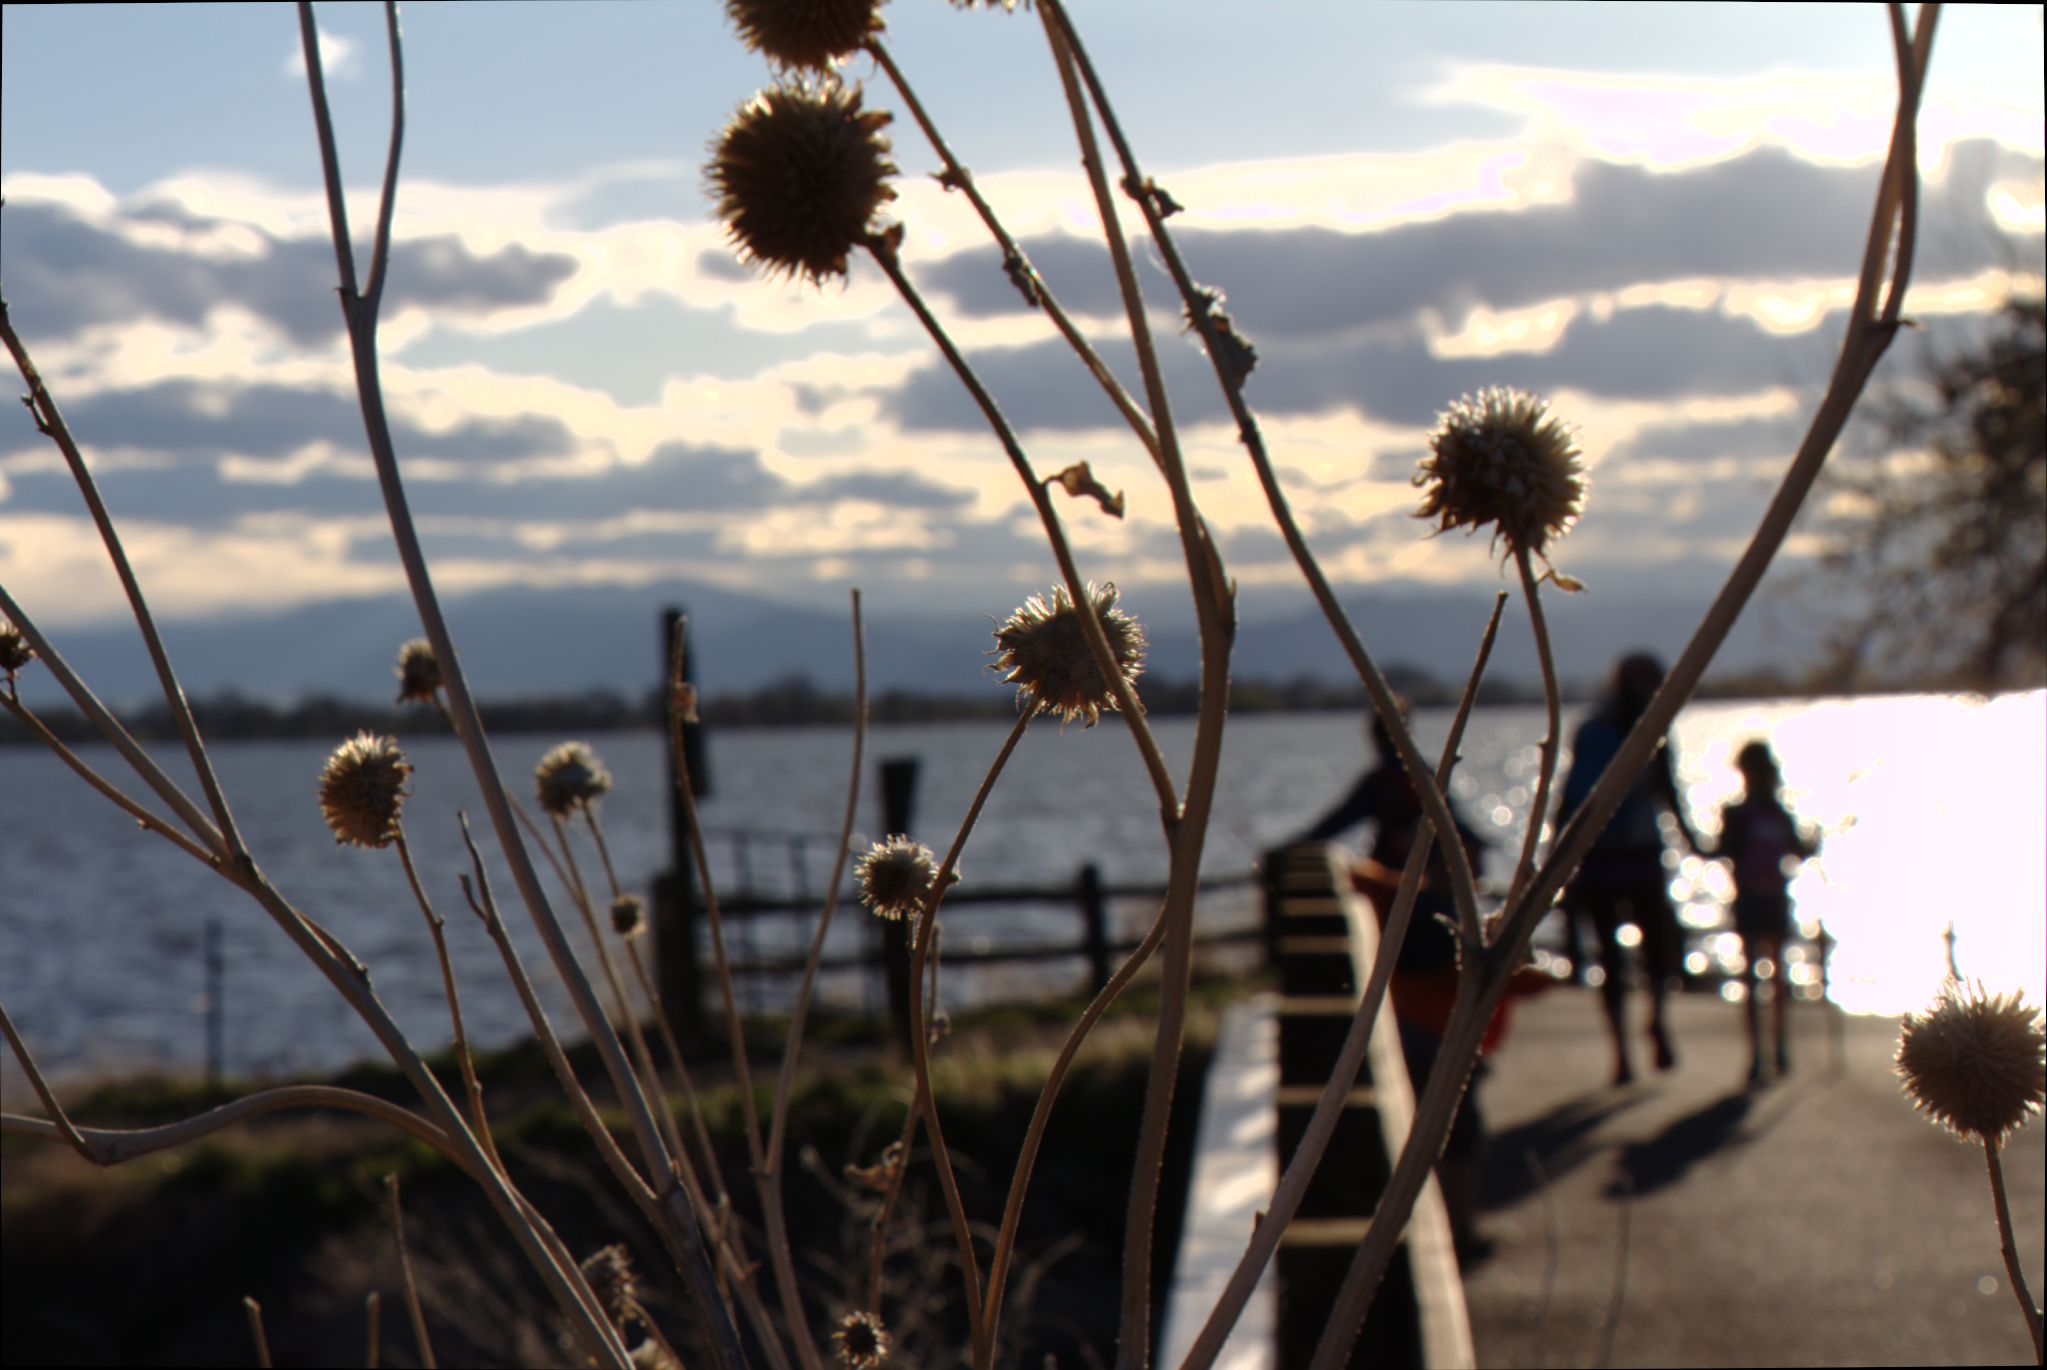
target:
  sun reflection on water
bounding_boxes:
[1670,691,2045,1017]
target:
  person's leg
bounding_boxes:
[1759,932,1791,1073]
[1562,900,1589,985]
[1739,932,1767,1083]
[1587,889,1634,1084]
[1637,883,1679,1071]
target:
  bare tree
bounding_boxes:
[1819,291,2047,691]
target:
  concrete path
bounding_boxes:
[1458,988,2044,1368]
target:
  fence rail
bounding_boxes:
[658,824,1263,1038]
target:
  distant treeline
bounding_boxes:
[0,663,1946,746]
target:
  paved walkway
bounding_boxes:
[1458,987,2044,1368]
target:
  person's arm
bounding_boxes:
[1698,802,1730,860]
[1794,808,1822,860]
[1655,738,1706,855]
[1297,771,1377,844]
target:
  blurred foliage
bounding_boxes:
[1819,293,2047,691]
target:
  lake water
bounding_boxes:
[1,692,2041,1084]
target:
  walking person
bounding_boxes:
[1704,739,1820,1084]
[1558,652,1704,1085]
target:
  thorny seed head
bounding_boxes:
[992,582,1145,726]
[393,638,442,706]
[611,894,646,938]
[727,0,885,71]
[833,1310,890,1369]
[1896,981,2045,1144]
[318,733,411,849]
[856,834,938,921]
[1414,387,1586,559]
[579,1244,641,1332]
[709,77,898,286]
[0,618,34,682]
[534,741,613,818]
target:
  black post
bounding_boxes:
[1079,862,1110,994]
[879,756,920,1050]
[658,607,710,1041]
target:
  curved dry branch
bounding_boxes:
[0,584,224,858]
[1306,12,1941,1363]
[1,1083,471,1177]
[0,299,247,864]
[1179,591,1508,1369]
[0,691,220,868]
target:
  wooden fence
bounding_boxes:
[655,826,1263,1041]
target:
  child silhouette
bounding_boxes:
[1707,739,1820,1084]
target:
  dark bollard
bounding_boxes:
[879,756,920,1051]
[658,607,710,1041]
[1079,862,1110,993]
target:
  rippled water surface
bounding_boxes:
[2,692,2039,1081]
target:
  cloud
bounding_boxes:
[283,27,358,82]
[918,141,2040,342]
[885,298,1844,434]
[1,197,576,347]
[2,434,973,538]
[0,377,580,467]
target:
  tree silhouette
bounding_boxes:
[1819,293,2046,691]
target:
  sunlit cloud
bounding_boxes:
[4,45,2039,641]
[282,27,359,83]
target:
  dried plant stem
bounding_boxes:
[664,622,808,1368]
[1036,0,1483,949]
[1505,547,1564,914]
[385,1173,437,1370]
[625,936,734,1209]
[1179,591,1507,1370]
[1301,29,1940,1359]
[456,819,663,1215]
[1985,1141,2045,1363]
[552,813,691,1169]
[1305,18,1939,1360]
[865,39,1161,466]
[903,712,1034,1352]
[294,8,735,1355]
[0,584,224,857]
[0,691,218,867]
[664,631,768,1164]
[758,591,870,1370]
[0,297,248,865]
[585,809,627,899]
[0,1078,466,1182]
[979,899,1170,1353]
[1506,0,1933,967]
[365,1291,382,1370]
[243,858,631,1367]
[294,0,691,1231]
[395,832,502,1174]
[1038,25,1236,1365]
[244,1296,273,1369]
[860,238,1179,817]
[450,825,700,1367]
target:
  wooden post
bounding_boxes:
[879,756,920,1051]
[657,607,709,1041]
[1079,862,1110,993]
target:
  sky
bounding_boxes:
[1,2,2042,689]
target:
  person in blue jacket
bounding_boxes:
[1558,652,1704,1085]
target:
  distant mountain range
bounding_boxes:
[16,571,1814,711]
